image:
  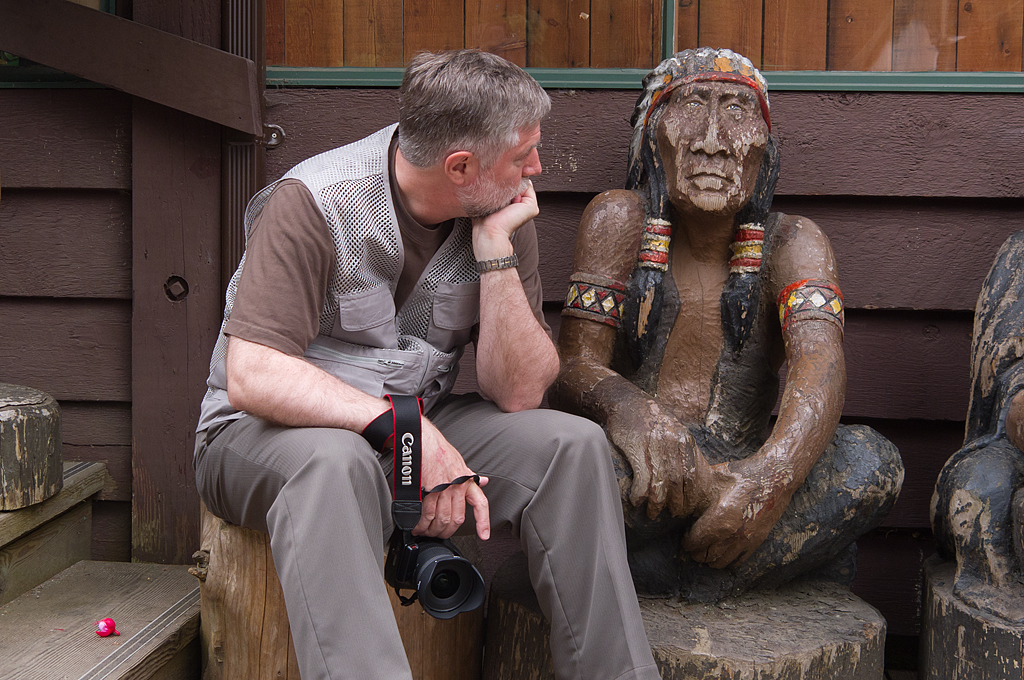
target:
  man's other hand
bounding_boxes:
[413,417,491,541]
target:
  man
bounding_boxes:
[552,48,903,601]
[194,50,661,680]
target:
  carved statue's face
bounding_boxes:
[655,81,768,216]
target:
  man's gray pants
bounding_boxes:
[194,393,660,680]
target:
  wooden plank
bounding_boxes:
[0,89,131,190]
[0,190,131,299]
[132,0,223,566]
[955,0,1024,72]
[0,502,91,606]
[852,529,935,636]
[467,0,528,66]
[0,299,131,402]
[284,0,345,66]
[344,0,404,67]
[844,310,973,422]
[61,402,132,446]
[265,89,1024,199]
[65,445,130,501]
[132,99,221,564]
[893,0,958,71]
[0,0,262,135]
[0,561,200,680]
[404,0,464,55]
[92,500,132,562]
[697,0,764,67]
[768,91,1024,199]
[763,0,828,70]
[772,195,1024,311]
[590,0,658,68]
[532,193,1024,311]
[267,0,286,65]
[828,0,895,71]
[527,0,590,67]
[0,462,108,548]
[677,0,699,51]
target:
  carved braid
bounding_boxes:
[637,218,672,272]
[563,272,628,327]
[777,278,845,334]
[729,222,764,274]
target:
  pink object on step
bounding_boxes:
[95,618,120,637]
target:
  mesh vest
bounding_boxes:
[198,125,481,434]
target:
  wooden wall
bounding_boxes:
[0,88,134,562]
[265,0,663,68]
[679,0,1024,71]
[259,86,1024,635]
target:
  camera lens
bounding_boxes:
[430,569,461,600]
[415,540,485,620]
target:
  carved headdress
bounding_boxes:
[623,48,781,364]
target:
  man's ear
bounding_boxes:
[444,151,479,187]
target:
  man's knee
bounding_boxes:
[283,427,387,491]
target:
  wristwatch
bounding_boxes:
[474,254,519,273]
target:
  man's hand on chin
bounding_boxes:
[472,180,539,250]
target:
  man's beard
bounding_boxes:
[457,170,529,218]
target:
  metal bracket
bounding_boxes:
[261,124,285,148]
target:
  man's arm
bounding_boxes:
[473,180,560,412]
[226,336,491,540]
[684,215,845,567]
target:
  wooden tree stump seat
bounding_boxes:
[484,552,886,680]
[193,505,485,680]
[0,383,62,510]
[920,556,1024,679]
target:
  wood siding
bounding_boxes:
[263,0,1024,71]
[260,86,1024,634]
[266,0,663,67]
[0,89,133,562]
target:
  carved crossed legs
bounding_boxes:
[616,424,903,602]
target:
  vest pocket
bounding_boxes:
[331,285,398,349]
[427,281,480,352]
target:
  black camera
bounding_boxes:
[385,529,485,620]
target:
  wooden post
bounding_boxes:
[193,506,485,680]
[0,383,62,510]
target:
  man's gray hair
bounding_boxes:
[398,50,551,169]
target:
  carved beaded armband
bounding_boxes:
[777,279,845,334]
[563,272,627,328]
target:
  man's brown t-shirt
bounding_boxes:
[226,135,548,357]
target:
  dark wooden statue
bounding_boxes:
[931,230,1024,624]
[551,48,904,602]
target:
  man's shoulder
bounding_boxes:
[281,124,398,189]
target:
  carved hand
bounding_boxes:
[682,455,796,568]
[604,398,712,520]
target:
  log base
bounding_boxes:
[484,553,886,680]
[0,383,62,510]
[194,506,484,680]
[920,556,1024,680]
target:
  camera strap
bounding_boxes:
[383,395,424,531]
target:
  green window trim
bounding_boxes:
[265,67,1024,93]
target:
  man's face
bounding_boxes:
[655,81,768,216]
[458,124,542,218]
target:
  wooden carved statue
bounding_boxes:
[551,48,904,601]
[931,231,1024,623]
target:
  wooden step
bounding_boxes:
[0,461,110,604]
[0,560,200,680]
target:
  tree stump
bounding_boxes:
[920,556,1024,679]
[0,383,62,510]
[484,552,885,680]
[193,505,485,680]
